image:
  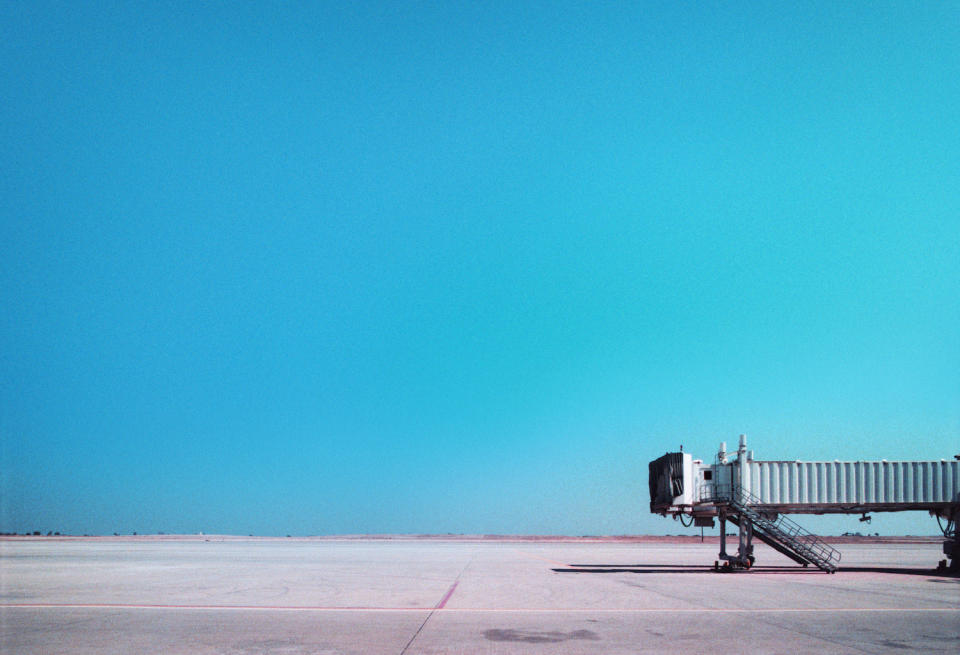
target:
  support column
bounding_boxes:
[719,515,727,561]
[938,506,958,572]
[735,514,754,568]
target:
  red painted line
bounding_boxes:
[0,603,423,612]
[436,581,458,609]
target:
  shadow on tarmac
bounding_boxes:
[552,564,960,577]
[839,566,960,578]
[553,565,818,574]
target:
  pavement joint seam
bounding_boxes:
[398,552,474,654]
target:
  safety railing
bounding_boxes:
[698,483,841,571]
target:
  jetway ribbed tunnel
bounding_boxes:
[649,435,960,572]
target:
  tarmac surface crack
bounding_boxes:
[398,552,474,655]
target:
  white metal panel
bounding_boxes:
[872,462,881,503]
[761,462,771,503]
[940,461,950,501]
[780,463,789,503]
[823,462,831,504]
[905,463,914,503]
[953,461,960,500]
[797,463,806,504]
[892,462,900,502]
[791,463,799,503]
[883,462,892,502]
[852,463,860,504]
[816,463,824,504]
[680,453,694,505]
[734,460,960,507]
[808,463,817,504]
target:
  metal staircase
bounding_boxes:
[705,485,841,573]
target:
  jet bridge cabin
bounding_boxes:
[649,435,960,572]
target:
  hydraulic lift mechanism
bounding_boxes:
[649,435,960,573]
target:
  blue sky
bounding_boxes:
[2,2,958,536]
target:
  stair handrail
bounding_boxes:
[697,482,841,567]
[732,486,841,565]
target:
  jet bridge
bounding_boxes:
[649,435,960,572]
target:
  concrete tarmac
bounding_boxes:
[1,538,958,654]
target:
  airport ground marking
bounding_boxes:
[436,581,458,609]
[3,604,958,613]
[398,552,474,654]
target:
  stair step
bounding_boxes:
[725,489,840,573]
